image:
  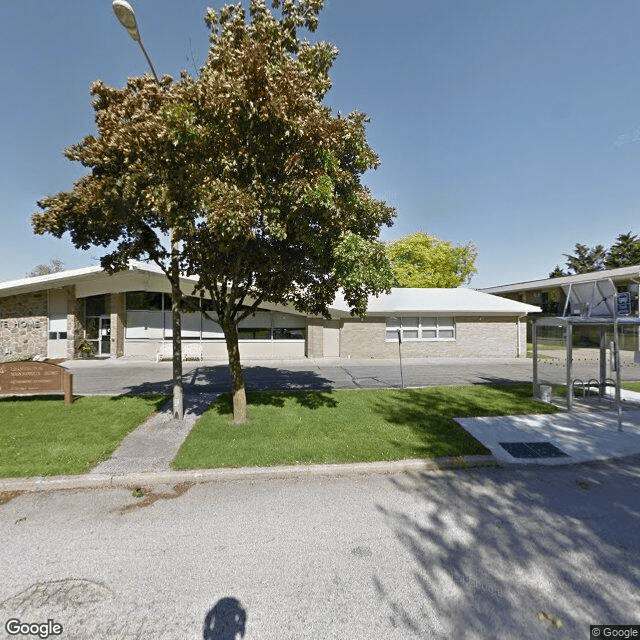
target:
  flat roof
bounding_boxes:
[482,265,640,295]
[0,265,105,296]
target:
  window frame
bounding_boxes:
[124,291,306,342]
[385,316,456,342]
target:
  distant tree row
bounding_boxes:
[550,232,640,277]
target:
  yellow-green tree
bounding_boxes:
[387,232,478,287]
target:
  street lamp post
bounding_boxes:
[112,0,184,420]
[112,1,159,82]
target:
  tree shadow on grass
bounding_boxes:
[110,364,337,419]
[210,390,338,416]
[370,385,556,458]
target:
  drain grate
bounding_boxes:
[499,442,570,459]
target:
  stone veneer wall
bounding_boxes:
[111,292,125,357]
[64,286,77,360]
[339,316,523,359]
[73,297,86,358]
[0,291,48,358]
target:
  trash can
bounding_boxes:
[539,385,552,403]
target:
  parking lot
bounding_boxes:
[63,356,537,396]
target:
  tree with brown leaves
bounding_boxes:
[33,0,395,423]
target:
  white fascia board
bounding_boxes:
[483,265,640,294]
[0,265,105,297]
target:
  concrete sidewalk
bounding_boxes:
[457,405,640,465]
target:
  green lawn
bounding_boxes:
[173,384,556,470]
[622,381,640,392]
[0,395,166,478]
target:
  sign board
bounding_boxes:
[616,292,632,317]
[0,361,73,404]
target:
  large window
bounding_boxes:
[386,316,455,341]
[125,291,305,341]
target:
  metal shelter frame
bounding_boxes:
[532,315,640,431]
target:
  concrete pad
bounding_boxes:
[457,409,640,465]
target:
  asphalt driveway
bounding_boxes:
[63,356,536,396]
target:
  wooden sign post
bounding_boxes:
[0,361,73,404]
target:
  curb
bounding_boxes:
[0,455,499,494]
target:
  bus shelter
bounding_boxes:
[532,317,640,430]
[531,280,640,431]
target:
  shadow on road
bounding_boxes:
[112,365,336,416]
[116,364,334,396]
[203,597,247,640]
[373,456,640,638]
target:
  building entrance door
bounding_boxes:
[323,320,340,358]
[85,315,111,356]
[100,317,111,355]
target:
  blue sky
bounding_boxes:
[2,0,640,288]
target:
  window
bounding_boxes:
[126,292,162,311]
[238,328,272,340]
[386,316,455,341]
[421,316,455,340]
[124,292,305,341]
[48,313,67,341]
[85,294,107,316]
[273,328,305,340]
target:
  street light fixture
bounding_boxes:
[112,0,184,420]
[112,0,159,82]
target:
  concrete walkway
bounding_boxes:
[89,391,219,475]
[457,405,640,466]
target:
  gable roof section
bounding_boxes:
[330,288,540,316]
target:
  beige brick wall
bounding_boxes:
[339,316,523,359]
[0,291,48,358]
[306,317,324,358]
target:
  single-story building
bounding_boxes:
[0,261,539,361]
[481,265,640,316]
[481,266,640,348]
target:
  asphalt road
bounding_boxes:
[63,355,640,399]
[1,459,639,639]
[64,357,540,396]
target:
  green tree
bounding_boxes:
[386,232,477,287]
[605,232,640,268]
[27,259,64,277]
[562,243,607,275]
[548,265,567,278]
[32,0,395,423]
[33,73,192,419]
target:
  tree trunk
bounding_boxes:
[223,318,247,424]
[170,267,184,421]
